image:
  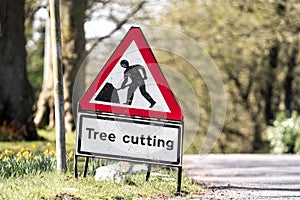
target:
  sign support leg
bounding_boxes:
[146,164,151,181]
[83,157,89,177]
[74,155,78,178]
[176,166,182,195]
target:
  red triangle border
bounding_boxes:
[79,27,183,121]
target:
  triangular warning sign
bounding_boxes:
[79,27,183,121]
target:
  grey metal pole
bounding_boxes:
[49,0,66,173]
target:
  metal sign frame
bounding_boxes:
[74,111,184,194]
[76,112,183,166]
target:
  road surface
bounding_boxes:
[183,154,300,200]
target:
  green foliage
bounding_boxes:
[267,112,300,154]
[155,0,300,153]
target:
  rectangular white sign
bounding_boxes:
[76,112,183,165]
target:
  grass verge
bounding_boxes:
[0,129,205,199]
[0,129,76,152]
[0,169,204,199]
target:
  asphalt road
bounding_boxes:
[183,154,300,200]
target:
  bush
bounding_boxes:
[267,112,300,154]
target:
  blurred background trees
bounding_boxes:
[0,0,299,154]
[156,0,300,153]
[34,0,87,132]
[33,0,147,132]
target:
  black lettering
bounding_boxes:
[147,135,152,146]
[166,140,174,150]
[108,133,116,142]
[131,136,138,144]
[99,132,106,140]
[123,135,130,143]
[121,134,174,151]
[157,139,165,148]
[153,136,156,146]
[140,135,146,145]
[94,132,99,139]
[86,128,94,139]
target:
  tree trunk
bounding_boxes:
[61,0,86,132]
[34,0,86,132]
[264,43,279,125]
[0,0,37,140]
[34,14,56,129]
[284,46,298,118]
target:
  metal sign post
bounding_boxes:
[49,0,66,173]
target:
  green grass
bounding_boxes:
[0,129,205,199]
[0,169,204,199]
[0,129,76,153]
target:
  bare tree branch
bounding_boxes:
[92,0,110,3]
[87,0,110,11]
[87,1,147,54]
